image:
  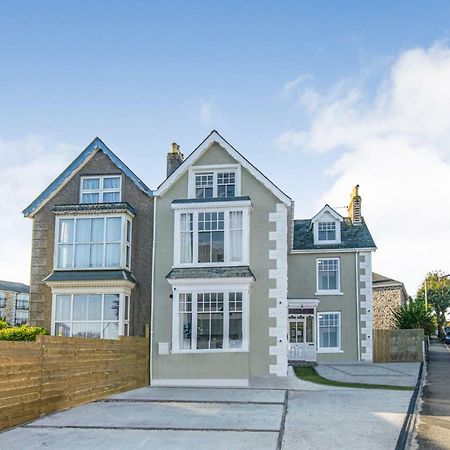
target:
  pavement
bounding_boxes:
[414,339,450,449]
[0,363,417,450]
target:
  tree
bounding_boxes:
[416,271,450,338]
[393,298,436,336]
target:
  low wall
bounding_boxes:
[373,328,424,363]
[0,335,149,430]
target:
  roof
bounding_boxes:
[372,272,409,298]
[23,137,153,218]
[52,202,136,216]
[293,217,376,250]
[44,270,136,283]
[166,266,255,280]
[0,280,29,293]
[156,130,292,206]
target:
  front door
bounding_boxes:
[288,314,316,362]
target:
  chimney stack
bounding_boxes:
[167,142,184,178]
[348,185,362,224]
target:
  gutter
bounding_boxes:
[149,196,157,386]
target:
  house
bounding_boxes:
[24,131,377,386]
[372,272,408,329]
[23,138,154,338]
[151,132,376,386]
[0,280,30,326]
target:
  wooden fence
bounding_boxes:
[0,335,149,430]
[373,328,424,363]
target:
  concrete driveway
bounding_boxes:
[0,382,413,450]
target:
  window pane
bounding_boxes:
[73,295,88,320]
[124,296,129,321]
[86,322,101,339]
[89,244,103,267]
[106,217,121,241]
[72,322,86,337]
[75,244,90,268]
[55,295,71,321]
[103,177,120,189]
[58,245,73,268]
[105,243,121,266]
[87,295,102,320]
[126,246,131,268]
[179,312,192,349]
[196,313,210,349]
[198,232,210,263]
[104,294,120,320]
[211,231,224,262]
[76,219,91,242]
[210,313,223,349]
[91,218,104,242]
[126,220,131,243]
[59,219,74,243]
[82,193,99,204]
[55,322,71,337]
[83,178,100,189]
[103,192,120,202]
[229,312,242,348]
[103,322,118,339]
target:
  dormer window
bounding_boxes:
[80,175,122,204]
[318,222,336,241]
[195,173,214,198]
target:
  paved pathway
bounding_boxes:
[0,384,412,450]
[415,339,450,449]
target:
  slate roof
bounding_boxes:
[172,196,251,205]
[52,202,136,215]
[23,137,153,218]
[293,217,376,251]
[372,272,401,285]
[44,270,136,283]
[166,266,255,280]
[0,280,29,293]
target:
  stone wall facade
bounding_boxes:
[373,286,404,329]
[28,151,154,336]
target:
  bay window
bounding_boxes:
[318,312,341,351]
[53,293,130,339]
[80,175,122,203]
[56,215,132,270]
[174,290,248,352]
[175,208,248,266]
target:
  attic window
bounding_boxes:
[318,222,336,241]
[80,175,122,203]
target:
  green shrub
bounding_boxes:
[0,325,49,341]
[394,299,436,336]
[0,320,8,330]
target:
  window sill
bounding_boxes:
[171,348,249,354]
[317,349,344,354]
[315,291,343,296]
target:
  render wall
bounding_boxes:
[28,151,154,336]
[152,143,286,382]
[288,251,360,362]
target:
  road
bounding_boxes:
[415,338,450,449]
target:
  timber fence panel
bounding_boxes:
[0,335,149,430]
[373,329,424,363]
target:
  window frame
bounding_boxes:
[317,311,342,353]
[80,175,122,204]
[171,284,250,354]
[51,291,130,339]
[173,205,250,267]
[317,221,337,242]
[316,257,341,295]
[54,213,132,271]
[188,164,241,199]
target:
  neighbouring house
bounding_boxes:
[151,131,376,386]
[23,138,154,338]
[0,280,30,326]
[24,131,377,386]
[372,272,408,329]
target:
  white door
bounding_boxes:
[288,315,316,362]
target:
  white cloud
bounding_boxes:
[0,135,78,284]
[193,99,226,127]
[276,43,450,295]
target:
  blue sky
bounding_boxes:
[1,1,450,292]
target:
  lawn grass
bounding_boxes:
[294,366,414,391]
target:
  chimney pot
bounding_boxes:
[166,142,184,178]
